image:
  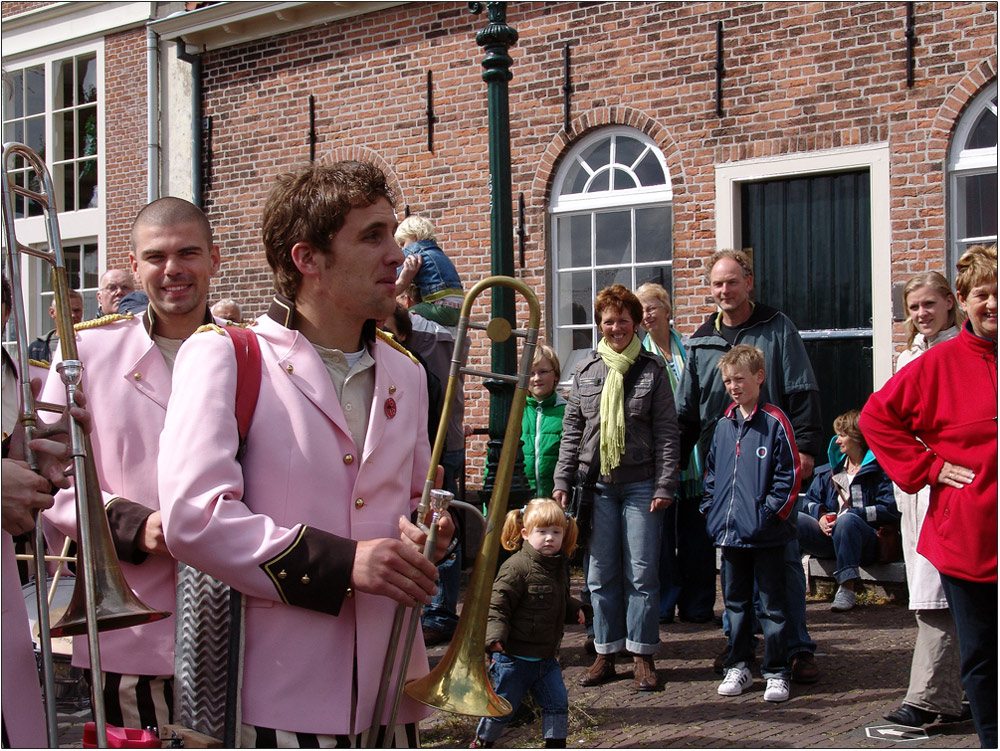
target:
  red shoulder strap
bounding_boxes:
[223,326,262,457]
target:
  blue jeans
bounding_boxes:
[720,537,815,659]
[940,575,997,748]
[658,502,682,619]
[797,511,877,584]
[588,479,663,655]
[475,654,568,743]
[401,239,464,301]
[721,545,789,679]
[422,448,465,636]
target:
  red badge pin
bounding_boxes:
[384,397,397,419]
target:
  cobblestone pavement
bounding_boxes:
[420,586,979,749]
[55,589,979,748]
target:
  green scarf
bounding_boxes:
[596,333,642,475]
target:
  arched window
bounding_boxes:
[948,81,997,269]
[549,127,672,380]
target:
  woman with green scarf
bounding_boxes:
[637,283,715,625]
[553,284,680,692]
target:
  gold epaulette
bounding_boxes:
[194,323,228,336]
[74,312,134,331]
[376,329,419,365]
[27,358,50,369]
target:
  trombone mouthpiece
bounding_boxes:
[429,488,454,513]
[56,359,84,387]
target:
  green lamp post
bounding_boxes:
[470,1,532,509]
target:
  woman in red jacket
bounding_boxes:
[861,244,997,748]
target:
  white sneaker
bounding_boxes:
[717,665,753,696]
[830,586,856,612]
[764,677,790,702]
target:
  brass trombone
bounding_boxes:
[367,276,540,745]
[2,142,170,748]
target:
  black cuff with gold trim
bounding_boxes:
[105,497,154,565]
[260,526,356,617]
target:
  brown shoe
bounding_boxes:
[791,652,819,684]
[632,654,660,691]
[578,653,616,687]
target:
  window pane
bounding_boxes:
[54,163,75,213]
[64,246,82,289]
[589,169,610,193]
[55,111,73,161]
[580,138,610,172]
[958,172,999,240]
[635,265,672,292]
[78,54,98,104]
[558,270,593,325]
[613,167,638,191]
[634,151,666,187]
[4,121,23,144]
[79,106,98,157]
[595,266,632,293]
[79,160,99,209]
[967,99,998,150]
[557,214,591,268]
[635,206,671,264]
[26,116,45,159]
[11,71,24,118]
[25,66,45,116]
[55,58,74,110]
[565,160,591,195]
[82,243,99,287]
[616,136,645,169]
[595,210,631,266]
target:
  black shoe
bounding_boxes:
[884,703,937,727]
[939,703,973,724]
[791,652,820,684]
[679,613,713,624]
[422,626,451,647]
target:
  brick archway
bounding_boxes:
[529,106,686,214]
[318,145,405,212]
[930,54,997,147]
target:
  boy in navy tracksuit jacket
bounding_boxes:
[701,345,801,702]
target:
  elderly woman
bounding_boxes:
[883,272,967,728]
[636,282,714,624]
[553,284,679,692]
[861,245,997,748]
[797,410,899,612]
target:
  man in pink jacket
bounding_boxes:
[158,161,452,746]
[42,197,221,732]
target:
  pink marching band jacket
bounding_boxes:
[158,308,433,736]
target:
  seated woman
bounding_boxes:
[797,409,899,612]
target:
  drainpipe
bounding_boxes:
[146,27,160,202]
[175,40,202,208]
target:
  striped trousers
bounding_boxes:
[241,722,419,748]
[96,671,173,734]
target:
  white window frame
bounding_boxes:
[2,40,107,340]
[550,126,673,382]
[714,143,893,388]
[948,81,998,269]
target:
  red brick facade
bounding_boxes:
[104,27,149,271]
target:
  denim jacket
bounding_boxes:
[400,239,464,303]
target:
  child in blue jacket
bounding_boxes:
[701,345,801,703]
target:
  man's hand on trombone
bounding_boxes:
[2,388,91,535]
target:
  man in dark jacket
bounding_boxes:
[675,249,824,685]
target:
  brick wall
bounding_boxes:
[103,28,148,272]
[190,1,995,475]
[1,2,54,18]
